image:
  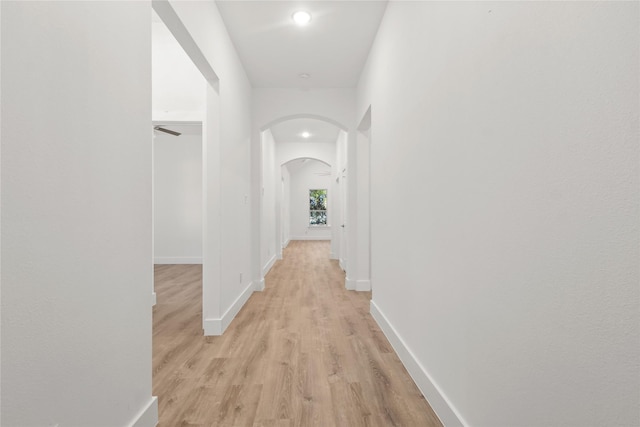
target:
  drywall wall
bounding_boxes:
[281,166,291,247]
[355,126,370,291]
[0,1,3,412]
[261,129,277,275]
[0,2,2,414]
[336,130,348,269]
[287,160,333,241]
[275,141,336,168]
[253,89,356,132]
[152,9,205,122]
[358,2,639,426]
[164,0,253,333]
[1,1,156,425]
[153,124,202,264]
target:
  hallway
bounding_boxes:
[153,241,442,426]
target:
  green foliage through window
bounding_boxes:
[309,189,327,225]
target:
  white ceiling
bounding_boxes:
[216,1,388,88]
[270,118,341,143]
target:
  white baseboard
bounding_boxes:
[128,396,158,427]
[345,277,356,290]
[356,279,371,291]
[151,292,156,307]
[282,239,290,248]
[330,251,338,260]
[369,301,465,427]
[255,278,265,292]
[203,317,222,336]
[154,257,202,264]
[262,254,277,277]
[290,236,331,241]
[339,258,346,271]
[203,282,254,336]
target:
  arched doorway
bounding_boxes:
[258,116,348,285]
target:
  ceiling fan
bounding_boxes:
[153,126,181,136]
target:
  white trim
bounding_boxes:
[151,292,157,307]
[282,239,290,248]
[203,282,254,336]
[370,301,466,427]
[339,258,346,271]
[128,396,158,427]
[154,257,202,264]
[356,279,371,291]
[203,317,221,336]
[255,278,265,292]
[345,277,356,290]
[330,251,338,260]
[290,236,331,241]
[262,254,277,277]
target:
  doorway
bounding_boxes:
[151,6,206,312]
[282,158,333,243]
[151,0,223,335]
[153,122,203,266]
[259,117,343,283]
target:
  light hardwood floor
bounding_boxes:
[153,240,442,426]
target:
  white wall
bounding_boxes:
[288,160,332,241]
[1,0,4,413]
[163,0,253,334]
[253,89,356,131]
[261,129,277,275]
[152,9,205,122]
[336,130,348,270]
[1,2,156,425]
[153,125,202,264]
[281,165,291,247]
[275,141,336,168]
[355,125,370,291]
[358,2,639,426]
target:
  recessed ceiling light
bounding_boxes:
[292,11,312,26]
[298,73,311,79]
[302,131,310,138]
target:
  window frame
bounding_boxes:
[308,188,328,227]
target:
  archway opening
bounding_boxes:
[259,116,347,281]
[281,157,332,246]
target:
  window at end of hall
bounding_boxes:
[309,189,327,226]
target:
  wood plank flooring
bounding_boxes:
[153,240,442,426]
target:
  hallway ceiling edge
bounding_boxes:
[216,0,388,88]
